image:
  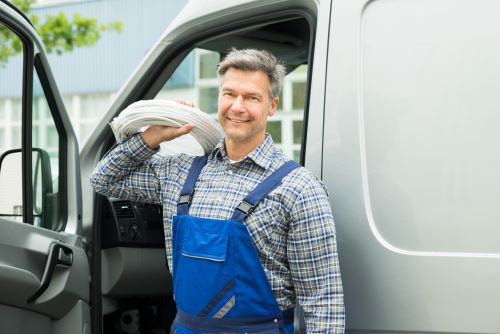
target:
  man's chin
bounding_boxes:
[225,133,247,143]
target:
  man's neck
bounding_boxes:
[224,136,265,161]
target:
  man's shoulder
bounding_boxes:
[145,152,201,178]
[285,163,323,185]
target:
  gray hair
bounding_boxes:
[217,48,286,100]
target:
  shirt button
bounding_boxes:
[227,169,233,175]
[217,196,223,203]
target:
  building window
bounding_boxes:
[293,120,303,145]
[292,81,307,110]
[199,52,220,79]
[81,93,110,118]
[11,126,22,148]
[11,100,22,122]
[293,150,301,162]
[199,87,219,115]
[267,121,282,144]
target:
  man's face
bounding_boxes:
[218,68,279,147]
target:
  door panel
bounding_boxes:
[0,2,89,333]
[0,218,89,318]
[0,304,50,333]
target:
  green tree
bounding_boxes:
[0,0,123,66]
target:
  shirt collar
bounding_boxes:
[209,134,276,170]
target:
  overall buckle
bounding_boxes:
[236,200,256,214]
[179,193,193,205]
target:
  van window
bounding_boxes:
[155,47,309,163]
[0,22,64,230]
[32,70,62,229]
[0,23,23,222]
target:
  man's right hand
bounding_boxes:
[141,123,194,149]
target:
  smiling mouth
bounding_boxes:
[227,117,249,124]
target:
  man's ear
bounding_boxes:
[269,96,279,117]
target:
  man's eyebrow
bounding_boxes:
[220,87,263,99]
[246,92,263,99]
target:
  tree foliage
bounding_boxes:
[0,0,123,66]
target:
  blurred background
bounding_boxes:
[0,0,307,161]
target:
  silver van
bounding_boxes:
[1,0,499,333]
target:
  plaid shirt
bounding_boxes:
[91,134,344,333]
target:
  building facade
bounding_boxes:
[0,0,307,164]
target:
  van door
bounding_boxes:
[0,2,89,334]
[324,0,500,332]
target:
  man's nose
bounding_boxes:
[230,96,244,111]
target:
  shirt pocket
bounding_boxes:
[182,229,228,262]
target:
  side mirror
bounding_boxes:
[0,150,23,222]
[0,148,54,227]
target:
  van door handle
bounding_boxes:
[27,242,73,303]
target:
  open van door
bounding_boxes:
[0,2,90,333]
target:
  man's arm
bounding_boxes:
[90,133,164,204]
[288,178,345,333]
[90,123,194,204]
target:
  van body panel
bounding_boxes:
[324,0,500,332]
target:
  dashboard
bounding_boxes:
[102,198,165,248]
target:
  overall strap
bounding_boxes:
[177,155,209,215]
[231,160,300,223]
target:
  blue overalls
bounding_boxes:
[171,155,299,334]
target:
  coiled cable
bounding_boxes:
[110,99,224,154]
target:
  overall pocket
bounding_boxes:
[175,226,232,315]
[182,229,228,262]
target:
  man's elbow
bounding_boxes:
[89,170,110,196]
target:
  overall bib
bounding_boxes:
[171,155,299,334]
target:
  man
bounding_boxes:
[91,49,344,333]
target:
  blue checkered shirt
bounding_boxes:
[90,134,344,333]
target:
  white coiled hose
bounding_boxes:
[109,99,224,154]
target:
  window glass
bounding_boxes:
[0,23,23,222]
[32,125,39,146]
[63,96,74,118]
[11,99,22,121]
[81,93,110,118]
[274,65,308,162]
[277,91,283,110]
[293,120,303,145]
[80,121,96,144]
[154,48,309,163]
[199,87,219,114]
[11,126,22,148]
[267,121,282,144]
[292,81,307,110]
[32,71,60,229]
[199,52,220,79]
[46,125,58,147]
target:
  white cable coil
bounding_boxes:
[110,99,224,154]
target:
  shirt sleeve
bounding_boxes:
[288,178,345,333]
[90,133,167,205]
